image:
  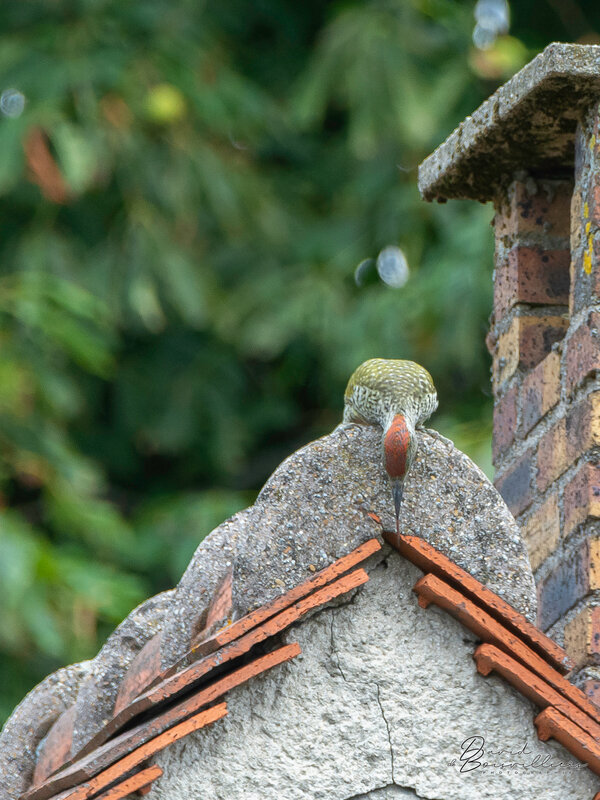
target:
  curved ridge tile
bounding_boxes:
[1,425,537,796]
[234,426,536,621]
[70,589,174,757]
[0,661,91,799]
[158,510,244,670]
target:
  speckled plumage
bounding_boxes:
[343,358,438,529]
[343,358,438,430]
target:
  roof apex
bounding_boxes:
[418,42,600,203]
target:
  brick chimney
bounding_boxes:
[419,43,600,699]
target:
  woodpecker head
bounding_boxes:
[383,414,417,532]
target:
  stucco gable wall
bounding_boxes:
[153,554,596,800]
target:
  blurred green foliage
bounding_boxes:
[0,0,598,721]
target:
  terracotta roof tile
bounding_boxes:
[34,560,366,780]
[44,704,228,800]
[110,538,379,714]
[90,765,162,800]
[474,643,600,740]
[190,538,381,660]
[535,706,600,777]
[194,567,234,643]
[403,543,600,787]
[25,545,376,799]
[26,644,300,800]
[113,632,163,717]
[413,572,600,725]
[21,530,599,798]
[68,565,370,764]
[383,529,573,673]
[32,706,76,787]
[142,568,368,705]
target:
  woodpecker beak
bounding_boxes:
[392,482,403,535]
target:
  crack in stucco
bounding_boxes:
[330,611,349,683]
[341,784,421,799]
[341,788,396,800]
[375,682,395,784]
[330,609,396,787]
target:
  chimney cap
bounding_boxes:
[418,43,600,204]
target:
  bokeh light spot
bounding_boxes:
[376,246,409,289]
[0,89,26,118]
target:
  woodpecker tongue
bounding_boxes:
[392,482,403,535]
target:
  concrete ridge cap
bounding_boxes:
[418,42,600,203]
[1,426,539,799]
[25,534,567,800]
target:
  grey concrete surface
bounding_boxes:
[418,43,600,203]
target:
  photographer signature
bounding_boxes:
[450,735,585,773]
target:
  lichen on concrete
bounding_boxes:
[418,43,600,203]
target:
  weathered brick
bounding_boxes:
[537,417,567,491]
[494,316,520,386]
[565,311,600,394]
[570,229,600,315]
[485,327,497,356]
[569,152,600,314]
[521,494,560,572]
[492,382,518,464]
[537,392,600,491]
[512,246,570,304]
[520,351,561,435]
[563,462,600,539]
[537,541,591,631]
[564,606,592,668]
[583,678,600,710]
[590,174,600,229]
[589,537,600,590]
[494,247,570,317]
[493,315,568,389]
[494,180,572,241]
[518,315,568,370]
[495,448,534,517]
[571,185,583,255]
[568,392,600,468]
[564,605,600,668]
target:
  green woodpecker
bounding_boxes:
[343,358,438,533]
